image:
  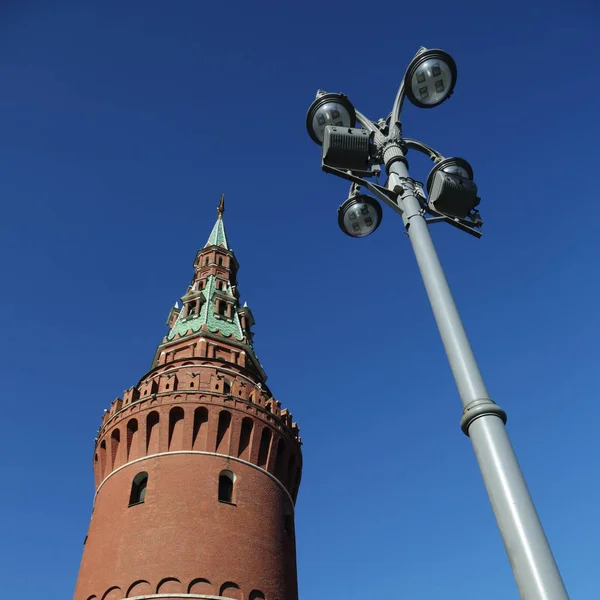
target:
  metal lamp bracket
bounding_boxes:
[323,163,483,238]
[321,163,404,217]
[425,207,483,238]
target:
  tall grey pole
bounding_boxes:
[385,151,569,600]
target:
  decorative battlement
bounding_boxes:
[97,385,301,446]
[96,360,301,446]
[93,383,303,502]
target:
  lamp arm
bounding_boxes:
[389,47,428,139]
[403,138,444,161]
[389,80,407,138]
[355,110,386,146]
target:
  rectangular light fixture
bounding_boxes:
[322,126,372,173]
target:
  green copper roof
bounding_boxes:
[167,273,244,342]
[167,204,244,343]
[205,218,229,249]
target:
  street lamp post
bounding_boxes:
[306,48,570,600]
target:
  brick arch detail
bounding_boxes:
[100,586,121,600]
[126,580,152,597]
[220,581,243,600]
[156,576,184,593]
[188,578,214,594]
[95,397,301,494]
[94,579,264,600]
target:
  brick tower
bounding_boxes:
[74,197,302,600]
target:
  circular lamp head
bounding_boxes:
[337,194,382,238]
[405,49,457,108]
[306,92,356,145]
[426,157,473,194]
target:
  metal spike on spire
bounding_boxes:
[206,195,229,249]
[217,194,225,220]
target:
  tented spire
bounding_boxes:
[205,194,229,249]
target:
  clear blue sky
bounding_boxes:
[1,1,598,598]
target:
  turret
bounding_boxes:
[74,197,302,600]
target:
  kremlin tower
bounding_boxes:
[74,197,303,600]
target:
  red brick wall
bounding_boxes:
[75,454,297,600]
[75,354,301,600]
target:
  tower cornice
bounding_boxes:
[152,328,267,381]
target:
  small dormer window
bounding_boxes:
[218,301,228,317]
[188,301,197,317]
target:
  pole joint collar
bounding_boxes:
[382,142,408,173]
[460,398,507,436]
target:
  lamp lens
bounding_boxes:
[312,102,353,142]
[411,58,453,106]
[342,200,380,237]
[442,164,470,179]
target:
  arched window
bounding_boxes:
[110,428,120,469]
[99,440,107,477]
[168,406,185,451]
[257,428,272,469]
[223,380,231,395]
[292,466,301,502]
[192,407,209,450]
[284,502,294,536]
[216,410,232,453]
[146,411,160,454]
[238,417,253,460]
[287,453,296,490]
[218,256,223,266]
[218,470,235,504]
[274,440,286,483]
[126,419,139,460]
[129,472,148,506]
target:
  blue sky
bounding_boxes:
[1,1,598,598]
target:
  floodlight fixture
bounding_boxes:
[337,193,382,238]
[427,157,479,219]
[322,126,373,173]
[405,49,457,108]
[306,91,356,145]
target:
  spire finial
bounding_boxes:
[217,194,225,220]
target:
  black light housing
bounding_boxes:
[337,194,382,238]
[427,158,479,219]
[405,49,457,109]
[306,92,356,145]
[322,126,373,173]
[426,157,474,192]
